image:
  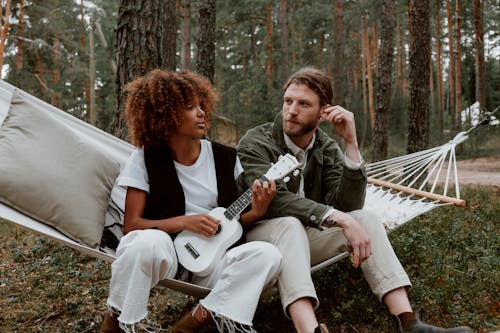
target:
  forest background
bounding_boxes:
[0,0,499,332]
[0,0,498,160]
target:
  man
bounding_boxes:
[236,67,473,333]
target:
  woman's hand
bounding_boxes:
[251,179,277,217]
[181,214,221,237]
[240,179,276,226]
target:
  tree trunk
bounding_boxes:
[474,0,485,109]
[400,22,408,97]
[112,0,169,139]
[163,0,177,71]
[407,0,431,154]
[395,22,403,94]
[429,59,435,115]
[351,30,360,93]
[361,16,372,146]
[88,9,96,125]
[51,36,61,107]
[370,23,379,74]
[34,48,47,94]
[364,21,375,129]
[0,0,12,79]
[333,0,344,105]
[180,0,191,70]
[435,0,444,135]
[454,0,462,130]
[265,3,274,95]
[279,0,289,83]
[196,0,216,82]
[317,34,325,66]
[446,0,456,127]
[15,0,24,73]
[372,0,395,162]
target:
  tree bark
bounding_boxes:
[15,0,24,73]
[333,0,344,105]
[51,36,61,107]
[365,22,375,129]
[474,0,485,109]
[395,22,403,94]
[180,0,191,70]
[111,0,170,139]
[429,59,435,115]
[361,16,372,146]
[163,0,177,71]
[455,0,462,130]
[88,10,96,125]
[0,0,12,79]
[407,0,431,154]
[279,0,289,83]
[435,0,444,135]
[446,0,456,127]
[196,0,216,82]
[372,0,395,162]
[265,3,274,95]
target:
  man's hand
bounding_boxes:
[326,210,372,267]
[321,105,360,163]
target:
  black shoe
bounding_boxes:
[392,310,473,333]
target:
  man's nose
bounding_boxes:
[287,102,299,115]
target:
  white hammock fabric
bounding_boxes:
[311,132,468,272]
[0,80,467,298]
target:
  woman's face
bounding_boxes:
[172,103,207,139]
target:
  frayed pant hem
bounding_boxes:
[200,303,256,333]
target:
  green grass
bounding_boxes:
[0,185,498,332]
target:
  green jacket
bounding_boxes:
[236,114,367,229]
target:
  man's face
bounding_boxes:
[282,83,322,138]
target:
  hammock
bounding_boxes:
[0,80,485,299]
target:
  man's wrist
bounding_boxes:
[321,210,338,228]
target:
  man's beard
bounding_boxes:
[283,117,317,138]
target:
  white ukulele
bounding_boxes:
[174,154,300,277]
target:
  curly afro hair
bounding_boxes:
[123,69,218,148]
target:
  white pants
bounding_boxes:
[106,229,282,331]
[246,209,411,317]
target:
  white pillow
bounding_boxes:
[0,90,120,247]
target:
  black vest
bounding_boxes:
[142,142,239,226]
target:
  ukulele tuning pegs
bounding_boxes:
[293,169,300,176]
[283,176,290,183]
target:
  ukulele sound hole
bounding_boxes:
[214,224,222,235]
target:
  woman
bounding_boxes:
[100,69,282,333]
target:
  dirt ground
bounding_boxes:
[453,156,500,186]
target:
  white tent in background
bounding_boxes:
[462,101,499,127]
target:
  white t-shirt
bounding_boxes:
[117,140,243,215]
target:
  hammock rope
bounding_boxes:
[363,106,498,233]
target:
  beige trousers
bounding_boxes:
[245,209,411,317]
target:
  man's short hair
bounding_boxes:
[282,67,333,106]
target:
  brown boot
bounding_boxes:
[100,311,124,333]
[313,323,330,333]
[171,311,205,333]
